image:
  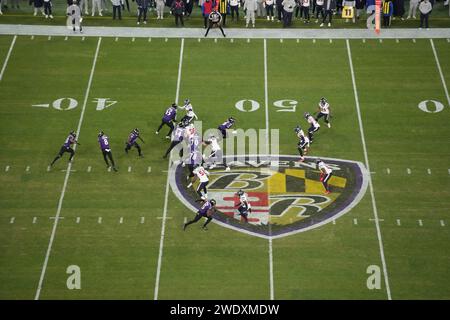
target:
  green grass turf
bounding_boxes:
[0,1,449,28]
[0,35,449,300]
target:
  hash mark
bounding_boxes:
[87,166,91,172]
[64,36,68,41]
[280,39,283,43]
[396,219,401,226]
[119,217,123,224]
[448,168,450,175]
[147,166,151,173]
[407,168,411,174]
[31,35,34,40]
[386,168,390,174]
[76,217,80,224]
[82,37,85,41]
[396,39,399,43]
[418,219,423,227]
[5,165,10,172]
[47,166,51,172]
[26,166,30,172]
[412,39,416,43]
[98,217,102,224]
[313,39,316,43]
[362,39,366,43]
[48,36,51,41]
[296,39,299,43]
[353,218,358,225]
[247,38,250,43]
[10,217,15,224]
[427,168,431,175]
[332,219,336,225]
[128,166,132,172]
[148,37,152,42]
[329,39,332,43]
[198,38,201,42]
[184,217,187,224]
[379,39,383,43]
[165,38,168,42]
[214,38,217,43]
[141,217,145,224]
[33,217,37,224]
[107,167,111,172]
[132,37,135,42]
[440,220,445,227]
[115,37,118,42]
[230,38,234,43]
[447,39,450,43]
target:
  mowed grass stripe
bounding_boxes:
[157,39,270,299]
[350,39,450,299]
[37,38,181,299]
[267,39,386,299]
[0,36,99,299]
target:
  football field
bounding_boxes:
[0,33,449,300]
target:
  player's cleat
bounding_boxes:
[155,131,159,135]
[112,167,118,172]
[181,161,185,167]
[202,226,208,231]
[165,135,170,139]
[225,167,231,171]
[327,123,331,128]
[325,190,331,195]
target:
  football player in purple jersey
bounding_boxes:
[50,131,79,167]
[156,103,178,139]
[183,199,216,231]
[98,131,118,172]
[163,119,189,159]
[125,128,145,157]
[217,117,236,139]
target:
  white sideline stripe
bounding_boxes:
[396,219,401,226]
[407,168,411,174]
[10,217,15,224]
[5,165,10,172]
[346,40,391,300]
[430,39,450,109]
[76,217,80,224]
[264,39,274,301]
[154,38,184,301]
[440,220,445,227]
[427,168,431,175]
[0,35,17,82]
[141,217,145,224]
[119,217,123,224]
[34,37,102,301]
[386,168,390,174]
[147,166,151,173]
[128,166,132,172]
[33,217,37,224]
[98,217,102,224]
[418,219,423,227]
[353,218,358,225]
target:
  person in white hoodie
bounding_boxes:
[92,0,103,15]
[244,0,258,27]
[419,0,432,29]
[156,0,165,19]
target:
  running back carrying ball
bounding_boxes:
[204,10,226,38]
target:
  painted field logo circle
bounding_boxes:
[170,155,368,239]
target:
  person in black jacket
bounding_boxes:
[137,0,150,24]
[276,0,284,21]
[171,0,185,26]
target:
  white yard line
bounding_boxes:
[264,39,275,301]
[0,35,17,81]
[34,37,102,300]
[430,39,450,108]
[154,38,184,301]
[346,39,392,300]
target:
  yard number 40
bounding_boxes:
[235,99,298,112]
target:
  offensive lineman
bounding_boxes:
[317,158,333,194]
[163,119,189,159]
[187,164,210,200]
[294,125,310,162]
[202,135,230,171]
[236,189,251,223]
[304,112,320,143]
[315,97,331,128]
[156,103,178,139]
[125,128,145,157]
[183,198,217,231]
[50,131,79,167]
[98,131,118,172]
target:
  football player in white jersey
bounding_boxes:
[315,97,331,128]
[187,164,210,200]
[317,158,333,194]
[235,189,251,223]
[294,125,310,162]
[202,135,230,171]
[304,112,320,143]
[180,98,198,124]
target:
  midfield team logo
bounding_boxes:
[170,155,368,239]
